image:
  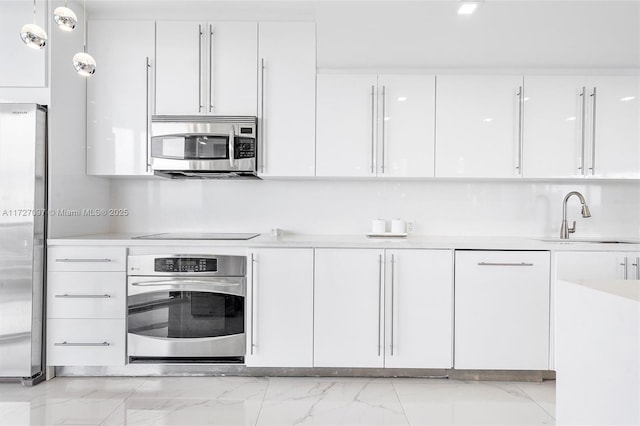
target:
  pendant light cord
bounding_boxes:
[83,0,87,53]
[33,0,36,24]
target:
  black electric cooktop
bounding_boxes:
[133,233,260,240]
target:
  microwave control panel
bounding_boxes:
[235,137,256,159]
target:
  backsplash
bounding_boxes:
[108,179,640,239]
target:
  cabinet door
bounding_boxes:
[47,247,126,272]
[246,249,313,367]
[87,20,154,175]
[522,76,586,178]
[314,249,384,368]
[629,252,640,280]
[435,75,523,177]
[48,272,126,319]
[556,251,630,281]
[316,74,378,177]
[208,22,257,116]
[377,75,436,177]
[455,251,550,370]
[0,1,47,87]
[258,22,316,177]
[156,21,203,115]
[385,250,453,369]
[47,319,125,366]
[586,76,640,178]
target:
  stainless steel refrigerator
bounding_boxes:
[0,104,46,385]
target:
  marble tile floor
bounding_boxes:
[0,376,555,426]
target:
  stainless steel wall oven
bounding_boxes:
[127,254,246,363]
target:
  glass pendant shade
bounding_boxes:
[20,23,47,49]
[54,6,77,31]
[73,52,96,76]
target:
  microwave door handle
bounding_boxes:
[229,127,235,168]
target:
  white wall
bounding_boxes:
[47,0,110,237]
[109,179,640,239]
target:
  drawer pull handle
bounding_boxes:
[478,262,534,267]
[55,258,113,263]
[54,341,110,347]
[55,294,111,299]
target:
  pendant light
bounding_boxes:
[20,0,47,49]
[54,1,77,32]
[72,0,96,76]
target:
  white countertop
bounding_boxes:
[562,279,640,302]
[47,233,640,251]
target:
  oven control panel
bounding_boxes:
[154,257,218,273]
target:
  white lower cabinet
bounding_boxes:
[314,249,453,369]
[47,272,126,319]
[314,249,385,368]
[46,246,127,367]
[384,249,453,369]
[47,319,126,366]
[556,251,640,281]
[246,248,314,367]
[454,250,551,370]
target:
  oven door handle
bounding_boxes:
[229,126,235,168]
[129,279,245,297]
[131,280,240,287]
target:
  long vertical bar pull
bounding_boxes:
[371,85,376,174]
[390,254,395,356]
[590,87,597,175]
[579,86,587,175]
[377,254,383,357]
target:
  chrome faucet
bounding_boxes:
[560,191,591,239]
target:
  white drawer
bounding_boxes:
[48,246,126,272]
[47,319,126,366]
[47,272,126,319]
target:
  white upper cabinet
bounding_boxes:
[586,76,640,178]
[258,22,316,177]
[155,21,257,116]
[522,76,586,178]
[435,75,524,178]
[316,74,378,177]
[317,74,435,177]
[523,75,640,179]
[0,1,47,87]
[246,248,314,368]
[314,249,385,368]
[377,75,436,177]
[87,20,155,176]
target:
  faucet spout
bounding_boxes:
[560,191,591,239]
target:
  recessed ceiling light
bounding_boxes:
[620,96,636,102]
[482,118,493,123]
[566,117,577,121]
[458,3,478,15]
[397,96,408,102]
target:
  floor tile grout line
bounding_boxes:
[97,397,127,426]
[391,380,412,426]
[514,382,556,420]
[254,376,270,426]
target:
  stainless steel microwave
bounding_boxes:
[150,116,258,179]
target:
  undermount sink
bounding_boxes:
[539,238,640,244]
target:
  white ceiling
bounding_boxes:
[84,0,640,69]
